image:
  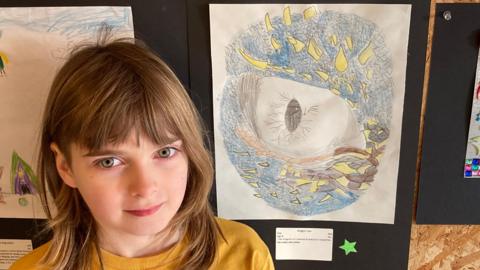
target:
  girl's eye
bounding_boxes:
[158,147,177,158]
[97,158,121,168]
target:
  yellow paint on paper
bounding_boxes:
[336,176,350,187]
[265,13,273,32]
[333,162,356,174]
[301,73,312,80]
[243,168,257,175]
[346,36,353,50]
[283,6,292,25]
[331,88,340,95]
[366,69,373,80]
[315,70,329,81]
[335,188,349,197]
[359,43,374,65]
[307,39,322,61]
[271,37,281,50]
[270,192,278,198]
[320,194,332,202]
[303,6,317,19]
[287,35,305,52]
[330,35,337,46]
[291,197,301,204]
[335,47,348,72]
[240,174,254,179]
[249,182,259,188]
[296,178,312,187]
[283,67,295,73]
[238,49,269,70]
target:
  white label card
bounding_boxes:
[0,239,32,269]
[275,227,333,261]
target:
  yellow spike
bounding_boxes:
[335,176,350,187]
[291,197,301,205]
[303,6,317,20]
[258,162,270,167]
[359,43,374,65]
[283,6,292,25]
[366,69,373,80]
[346,99,357,108]
[238,49,268,70]
[367,118,378,125]
[0,52,9,64]
[241,174,254,179]
[309,183,318,193]
[335,188,349,197]
[270,192,278,198]
[296,178,312,187]
[265,13,273,32]
[330,35,337,46]
[359,183,370,190]
[283,67,295,73]
[303,196,313,201]
[315,70,329,81]
[243,168,257,174]
[301,73,312,80]
[290,189,300,195]
[333,162,356,174]
[346,36,353,50]
[307,39,322,61]
[249,182,259,188]
[271,37,281,50]
[316,180,328,186]
[320,194,332,202]
[335,47,348,72]
[280,168,287,176]
[345,82,353,94]
[331,88,340,95]
[287,35,305,52]
[254,194,262,198]
[271,65,283,71]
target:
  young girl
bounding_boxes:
[11,38,274,270]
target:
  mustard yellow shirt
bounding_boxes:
[10,218,274,270]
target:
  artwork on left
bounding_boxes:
[0,7,134,218]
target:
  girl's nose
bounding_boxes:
[127,163,159,198]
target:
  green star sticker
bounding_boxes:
[339,239,357,255]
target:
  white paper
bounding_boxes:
[0,7,134,218]
[276,228,333,261]
[210,4,411,224]
[0,239,32,269]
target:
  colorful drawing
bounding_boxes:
[0,7,133,218]
[465,49,480,177]
[10,151,38,195]
[211,4,411,223]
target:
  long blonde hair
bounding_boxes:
[38,37,218,269]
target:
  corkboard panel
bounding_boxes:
[410,0,480,269]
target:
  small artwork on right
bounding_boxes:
[210,4,412,224]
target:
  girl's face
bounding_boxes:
[52,133,188,239]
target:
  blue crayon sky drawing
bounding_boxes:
[0,7,133,218]
[210,4,411,224]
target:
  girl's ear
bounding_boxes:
[50,143,77,188]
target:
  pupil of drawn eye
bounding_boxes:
[285,99,302,132]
